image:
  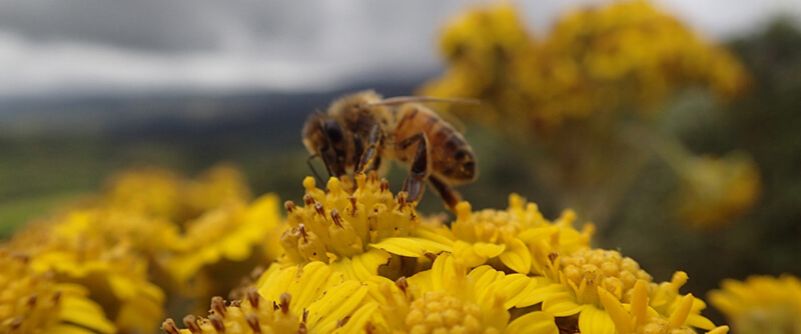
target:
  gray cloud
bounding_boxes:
[0,0,798,98]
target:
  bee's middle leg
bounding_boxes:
[397,133,430,202]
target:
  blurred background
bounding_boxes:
[1,0,801,326]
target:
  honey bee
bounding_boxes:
[302,90,478,208]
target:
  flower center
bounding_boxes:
[555,248,652,305]
[452,195,545,244]
[405,291,490,334]
[280,174,419,263]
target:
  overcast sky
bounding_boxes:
[0,0,798,98]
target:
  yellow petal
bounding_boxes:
[454,241,489,267]
[498,239,532,274]
[707,325,730,334]
[687,313,716,330]
[293,262,336,309]
[668,294,695,329]
[424,254,460,291]
[468,265,505,290]
[597,287,633,334]
[257,264,297,301]
[511,278,564,307]
[505,311,558,334]
[45,324,104,334]
[492,274,536,309]
[331,249,390,281]
[337,302,380,334]
[578,306,616,334]
[542,291,585,317]
[630,280,649,327]
[474,242,506,258]
[58,296,116,334]
[369,237,452,257]
[306,281,369,332]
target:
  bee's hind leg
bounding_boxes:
[428,175,462,211]
[398,133,430,203]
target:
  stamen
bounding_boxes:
[183,315,201,334]
[285,200,297,213]
[395,277,409,294]
[303,194,315,206]
[246,314,262,333]
[298,225,308,241]
[279,293,291,314]
[162,319,180,334]
[246,288,260,309]
[209,314,225,333]
[397,192,407,207]
[349,196,358,216]
[331,209,343,227]
[314,202,325,216]
[211,296,226,316]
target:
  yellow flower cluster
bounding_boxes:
[0,248,115,334]
[709,275,801,334]
[1,165,283,333]
[167,174,728,334]
[420,1,749,132]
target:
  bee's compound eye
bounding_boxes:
[454,150,468,161]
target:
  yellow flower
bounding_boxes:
[161,194,283,284]
[535,246,719,334]
[369,254,558,334]
[103,167,184,221]
[449,194,593,274]
[421,1,749,133]
[165,261,382,334]
[600,280,729,334]
[676,153,761,229]
[438,2,531,63]
[280,174,452,280]
[184,164,252,215]
[537,247,652,331]
[649,272,716,330]
[8,223,165,334]
[517,209,595,276]
[0,248,116,334]
[162,291,301,334]
[709,275,801,334]
[103,164,251,224]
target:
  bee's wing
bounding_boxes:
[433,107,468,134]
[368,96,479,133]
[369,96,481,106]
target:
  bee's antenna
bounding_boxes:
[306,154,325,185]
[368,96,481,107]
